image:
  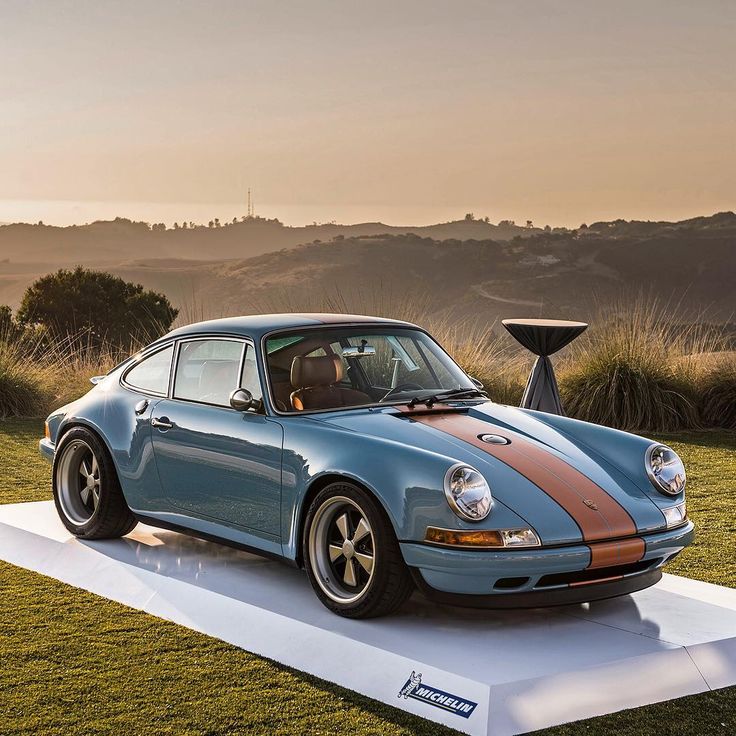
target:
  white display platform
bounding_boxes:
[1,501,735,736]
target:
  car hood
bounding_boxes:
[314,402,667,544]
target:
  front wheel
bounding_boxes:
[303,482,414,618]
[52,427,137,539]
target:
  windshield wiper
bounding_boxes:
[406,387,488,408]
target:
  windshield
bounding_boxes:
[265,326,479,413]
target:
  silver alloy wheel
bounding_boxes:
[56,439,101,524]
[309,495,376,604]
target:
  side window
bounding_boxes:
[240,345,263,401]
[173,339,244,407]
[124,345,173,395]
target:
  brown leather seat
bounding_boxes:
[290,355,371,411]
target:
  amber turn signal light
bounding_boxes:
[425,527,505,548]
[44,422,50,440]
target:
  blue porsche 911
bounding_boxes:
[40,314,693,618]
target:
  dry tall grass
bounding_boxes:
[0,328,57,417]
[557,299,721,431]
[696,353,736,429]
[1,289,733,429]
[0,330,137,418]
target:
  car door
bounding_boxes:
[149,336,283,544]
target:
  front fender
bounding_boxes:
[522,409,686,510]
[278,417,531,561]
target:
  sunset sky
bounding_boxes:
[2,0,735,227]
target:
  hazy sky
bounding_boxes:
[2,0,735,226]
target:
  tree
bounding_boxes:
[16,267,178,349]
[464,213,474,221]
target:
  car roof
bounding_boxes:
[161,313,419,342]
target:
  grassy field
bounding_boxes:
[0,418,734,735]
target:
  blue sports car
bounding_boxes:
[40,314,693,618]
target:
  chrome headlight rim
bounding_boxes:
[646,443,686,496]
[443,462,493,522]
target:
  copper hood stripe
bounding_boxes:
[400,410,637,542]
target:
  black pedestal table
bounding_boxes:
[502,318,588,415]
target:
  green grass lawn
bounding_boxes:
[0,419,734,735]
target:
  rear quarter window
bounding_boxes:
[123,344,174,395]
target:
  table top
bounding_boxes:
[501,318,588,328]
[502,318,588,355]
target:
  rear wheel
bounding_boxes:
[53,427,137,539]
[303,482,414,618]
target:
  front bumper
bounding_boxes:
[39,438,55,464]
[400,520,694,606]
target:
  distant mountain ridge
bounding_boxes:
[0,211,734,324]
[0,215,549,264]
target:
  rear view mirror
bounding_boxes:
[229,388,262,413]
[342,345,376,358]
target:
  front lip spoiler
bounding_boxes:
[410,568,662,609]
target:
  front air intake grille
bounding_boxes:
[535,558,661,588]
[493,576,530,590]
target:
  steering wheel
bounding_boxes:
[380,382,425,402]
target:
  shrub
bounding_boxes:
[558,301,704,432]
[16,267,178,350]
[698,354,736,429]
[0,330,55,417]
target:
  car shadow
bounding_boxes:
[77,523,666,683]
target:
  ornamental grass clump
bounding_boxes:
[0,328,55,417]
[558,301,704,432]
[697,354,736,429]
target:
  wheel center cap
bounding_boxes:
[87,475,95,487]
[342,540,355,559]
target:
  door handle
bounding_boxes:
[151,417,173,430]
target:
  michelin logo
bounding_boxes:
[398,671,477,719]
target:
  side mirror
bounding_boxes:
[469,376,484,390]
[229,388,262,413]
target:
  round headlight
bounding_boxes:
[444,464,492,521]
[646,444,686,496]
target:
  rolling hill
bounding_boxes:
[0,212,734,327]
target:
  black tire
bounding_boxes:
[52,427,137,539]
[303,482,414,618]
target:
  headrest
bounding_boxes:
[291,355,343,389]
